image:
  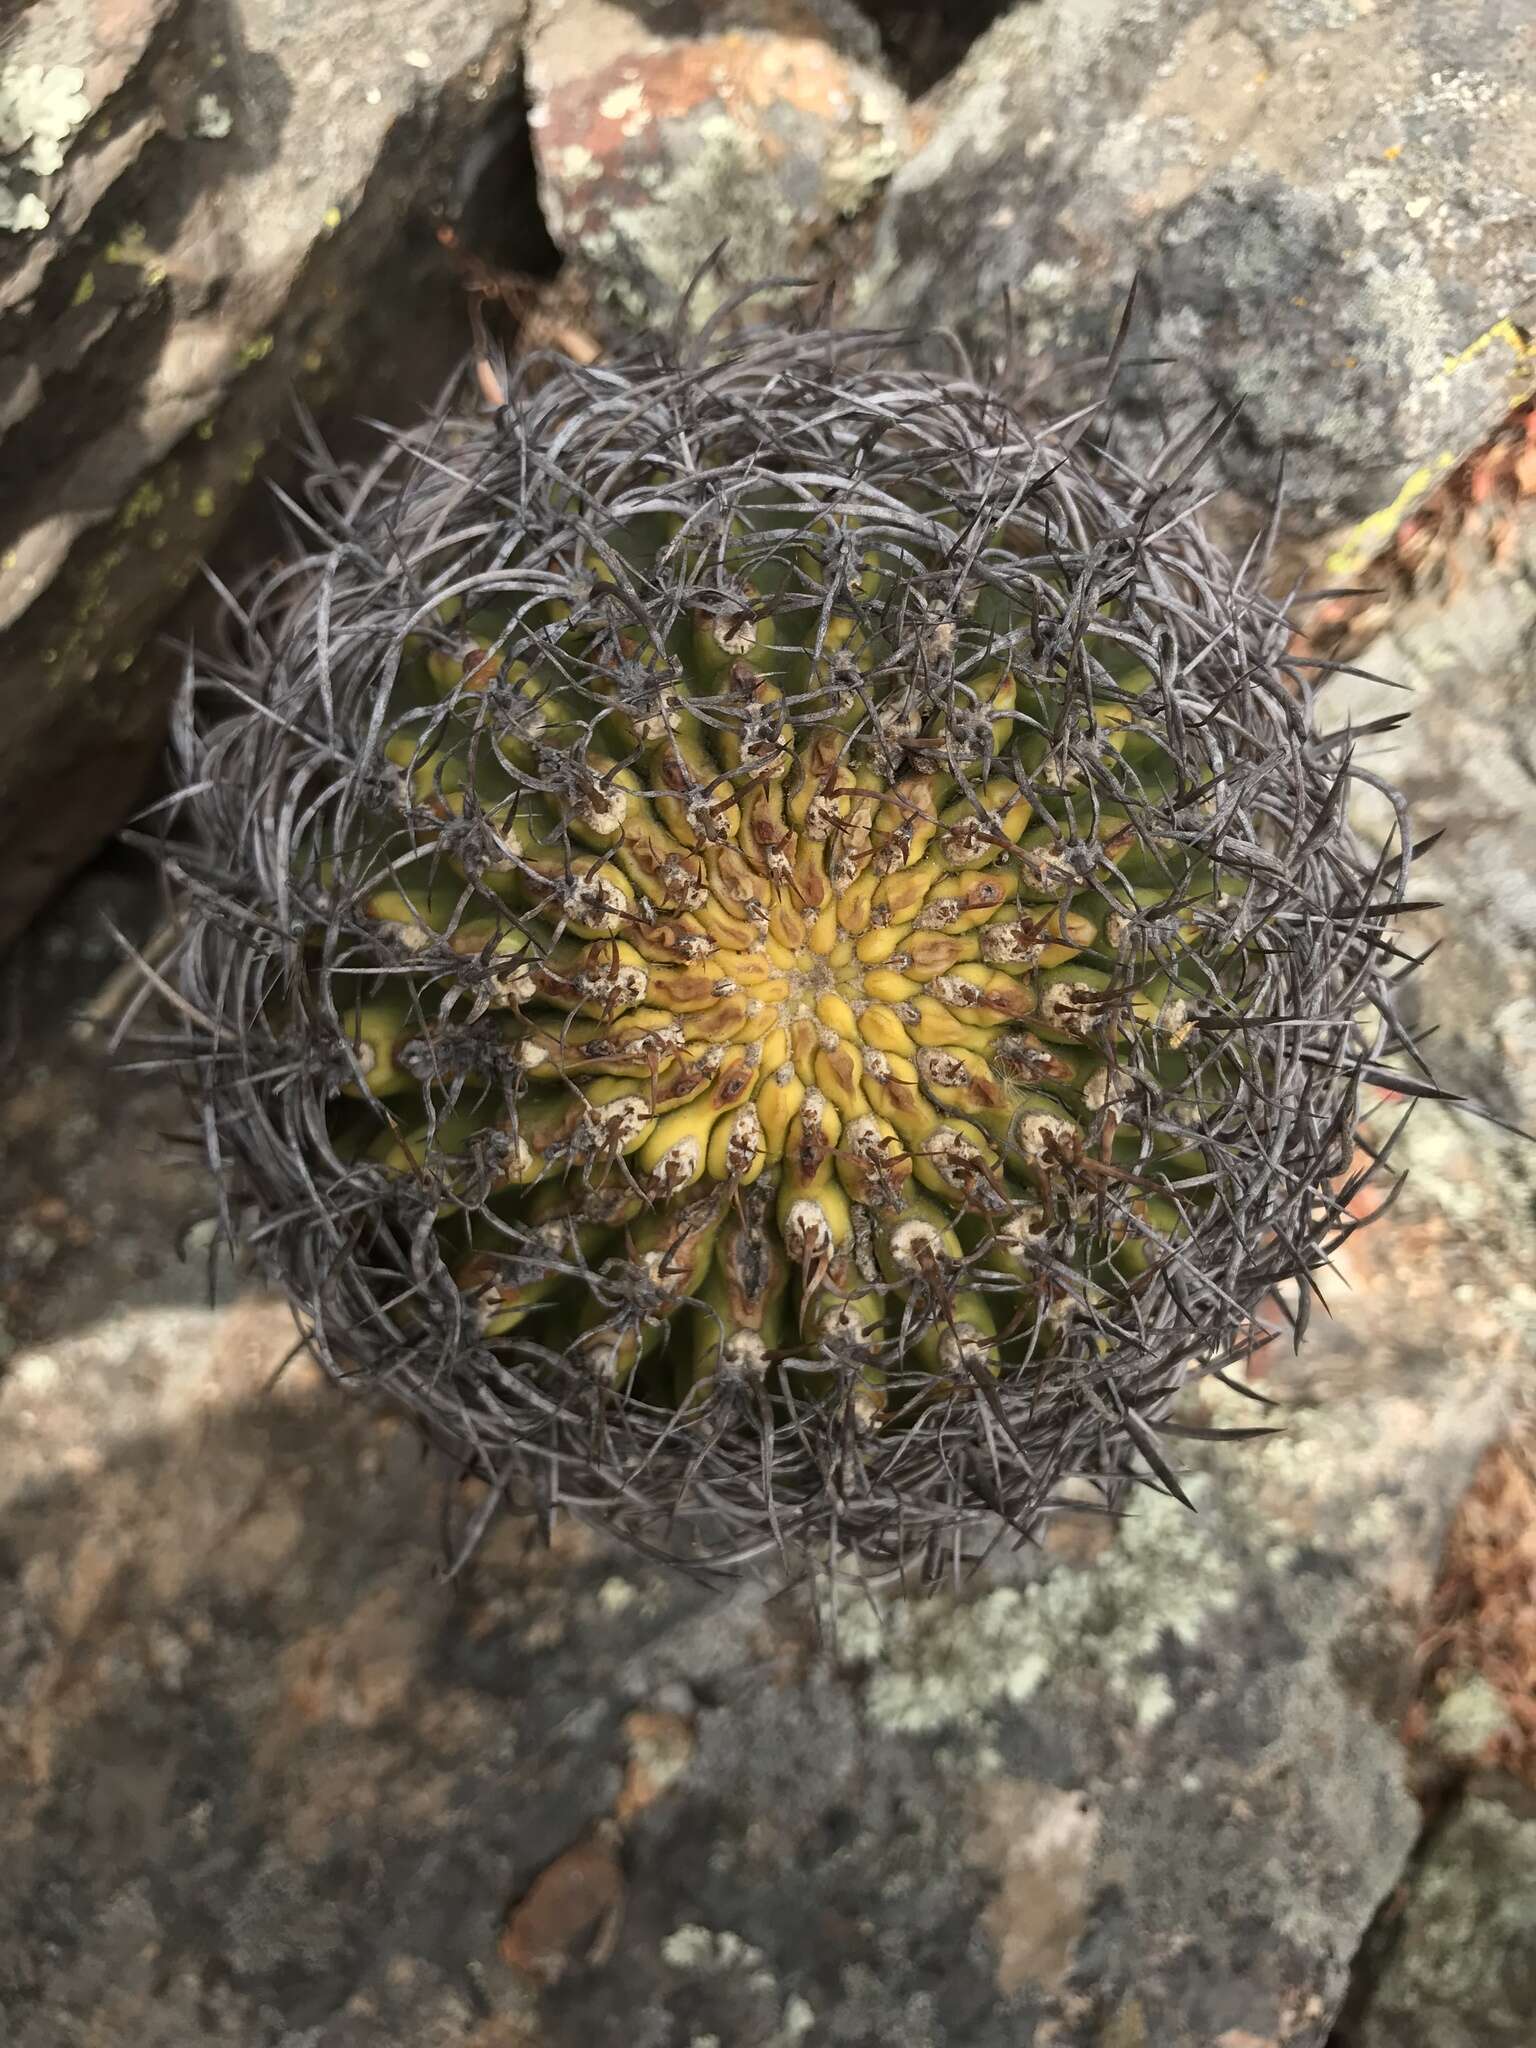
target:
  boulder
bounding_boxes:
[0,0,542,951]
[4,642,1531,2040]
[0,1141,1519,2045]
[1320,469,1536,1225]
[1352,1786,1536,2048]
[525,0,911,329]
[864,0,1536,545]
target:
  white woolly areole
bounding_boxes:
[889,1219,944,1272]
[1014,1112,1076,1162]
[999,1207,1047,1250]
[783,1199,834,1258]
[1083,1066,1133,1112]
[939,1322,993,1372]
[584,1095,651,1147]
[916,1048,969,1091]
[581,785,628,836]
[1039,980,1099,1034]
[579,963,648,1006]
[382,918,436,954]
[493,961,537,1003]
[1018,844,1078,893]
[980,921,1044,967]
[565,873,628,931]
[930,974,982,1009]
[651,1138,702,1189]
[928,1126,987,1185]
[723,1105,764,1174]
[820,1298,872,1342]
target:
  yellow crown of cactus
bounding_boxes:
[164,313,1426,1580]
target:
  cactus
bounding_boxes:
[158,310,1434,1581]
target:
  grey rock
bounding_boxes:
[7,271,1536,2048]
[864,0,1535,536]
[1322,497,1536,1251]
[0,0,537,951]
[1354,1786,1536,2048]
[526,0,911,329]
[0,1202,1512,2046]
[0,968,1521,2046]
[1428,1674,1516,1764]
[0,858,216,1350]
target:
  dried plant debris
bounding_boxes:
[1302,394,1536,663]
[1414,1422,1536,1786]
[146,303,1441,1583]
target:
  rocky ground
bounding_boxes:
[3,2,1535,2043]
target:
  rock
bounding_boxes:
[526,0,911,328]
[0,1048,1521,2043]
[0,1209,1514,2046]
[1427,1674,1516,1765]
[864,0,1536,541]
[0,853,215,1354]
[1320,480,1536,1237]
[500,1822,626,1987]
[5,390,1534,2043]
[0,0,543,952]
[1352,1786,1536,2048]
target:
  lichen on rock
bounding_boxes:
[0,60,90,232]
[837,1475,1250,1736]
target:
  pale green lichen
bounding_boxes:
[0,189,48,234]
[1367,1797,1536,2030]
[660,1926,815,2045]
[603,127,798,322]
[0,61,90,232]
[193,93,233,140]
[104,224,166,285]
[662,1925,772,1977]
[822,82,907,218]
[839,1475,1246,1735]
[1431,1673,1514,1761]
[118,482,166,529]
[581,78,901,326]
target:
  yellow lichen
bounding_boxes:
[1440,316,1532,380]
[118,481,166,529]
[1325,455,1456,578]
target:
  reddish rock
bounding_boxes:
[500,1823,626,1987]
[529,19,910,326]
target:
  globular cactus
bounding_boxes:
[158,308,1431,1582]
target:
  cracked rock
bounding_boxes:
[864,0,1536,543]
[0,0,540,950]
[526,0,911,329]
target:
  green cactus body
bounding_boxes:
[165,317,1423,1576]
